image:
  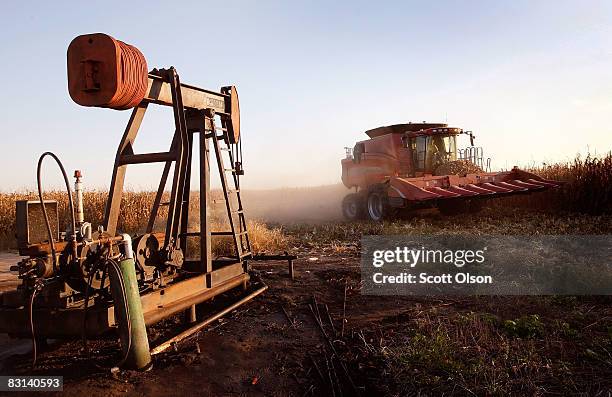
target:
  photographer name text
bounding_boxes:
[372,272,492,284]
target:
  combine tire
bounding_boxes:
[342,193,365,220]
[366,189,396,221]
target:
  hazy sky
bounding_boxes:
[1,0,611,191]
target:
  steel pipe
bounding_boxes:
[150,285,268,355]
[143,274,249,326]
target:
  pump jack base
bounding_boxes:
[0,268,249,339]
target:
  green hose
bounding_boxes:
[109,235,151,370]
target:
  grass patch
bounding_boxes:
[502,314,544,338]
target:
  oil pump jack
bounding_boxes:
[0,33,293,369]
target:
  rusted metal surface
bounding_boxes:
[142,273,249,326]
[67,33,240,128]
[103,70,246,266]
[199,129,212,274]
[163,68,190,251]
[104,103,149,236]
[146,75,229,114]
[68,33,148,109]
[221,85,241,143]
[16,201,59,252]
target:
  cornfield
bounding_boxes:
[0,154,610,250]
[0,190,290,253]
[495,153,612,214]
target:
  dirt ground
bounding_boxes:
[1,210,612,396]
[0,251,367,396]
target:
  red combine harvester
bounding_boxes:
[341,123,562,221]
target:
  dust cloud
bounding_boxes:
[239,184,349,224]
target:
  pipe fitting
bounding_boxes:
[80,222,92,241]
[120,233,133,260]
[74,170,85,226]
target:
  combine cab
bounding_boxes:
[341,122,561,221]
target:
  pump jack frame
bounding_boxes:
[0,68,262,338]
[105,68,250,282]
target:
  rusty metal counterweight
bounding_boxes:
[68,34,148,109]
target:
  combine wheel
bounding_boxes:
[366,188,396,222]
[342,193,365,220]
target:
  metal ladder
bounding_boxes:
[209,112,251,261]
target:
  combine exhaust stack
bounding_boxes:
[341,122,562,221]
